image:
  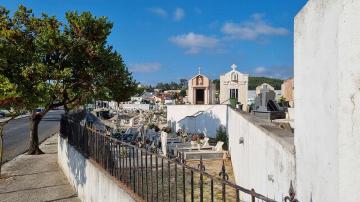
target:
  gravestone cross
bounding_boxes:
[258,85,271,111]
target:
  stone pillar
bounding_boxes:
[295,0,360,201]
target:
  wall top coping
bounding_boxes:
[234,109,295,154]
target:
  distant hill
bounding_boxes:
[212,77,283,90]
[248,77,283,90]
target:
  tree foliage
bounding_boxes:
[212,79,220,90]
[179,89,186,97]
[0,5,137,154]
[248,77,283,90]
[154,78,188,91]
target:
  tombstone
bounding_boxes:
[254,85,275,111]
[253,86,285,120]
[160,130,168,156]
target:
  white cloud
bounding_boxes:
[252,65,293,79]
[148,7,167,18]
[169,32,218,54]
[254,66,267,74]
[173,8,185,21]
[221,13,289,40]
[130,63,162,73]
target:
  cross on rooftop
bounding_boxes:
[231,64,237,71]
[198,66,201,75]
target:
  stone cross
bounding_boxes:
[198,66,201,75]
[256,86,277,111]
[231,64,237,71]
[258,85,271,111]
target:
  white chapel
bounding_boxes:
[219,64,248,109]
[188,68,216,105]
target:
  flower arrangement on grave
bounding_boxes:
[177,128,188,142]
[196,133,205,145]
[191,134,199,141]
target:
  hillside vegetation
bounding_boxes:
[248,77,283,90]
[213,77,283,90]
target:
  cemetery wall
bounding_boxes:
[166,105,228,138]
[227,108,295,201]
[295,0,360,201]
[58,135,136,202]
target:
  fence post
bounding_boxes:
[182,163,186,202]
[251,189,256,202]
[198,155,205,202]
[190,170,194,202]
[284,180,299,202]
[218,160,229,202]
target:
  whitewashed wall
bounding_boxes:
[58,136,136,202]
[167,105,227,138]
[121,104,151,111]
[227,108,295,201]
[295,1,360,201]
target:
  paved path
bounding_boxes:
[2,110,63,163]
[0,135,80,202]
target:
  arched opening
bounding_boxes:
[231,72,238,81]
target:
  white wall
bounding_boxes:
[227,108,295,201]
[108,102,151,111]
[58,136,135,202]
[295,1,360,201]
[121,104,151,111]
[167,105,227,138]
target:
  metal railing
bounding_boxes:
[60,114,277,202]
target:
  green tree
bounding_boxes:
[248,77,283,90]
[0,6,137,154]
[213,79,220,90]
[179,89,186,97]
[179,78,188,89]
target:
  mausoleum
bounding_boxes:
[219,64,248,109]
[187,68,215,105]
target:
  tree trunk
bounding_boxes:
[28,115,44,155]
[64,104,69,115]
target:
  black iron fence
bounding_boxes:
[60,114,277,202]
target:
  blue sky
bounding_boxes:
[2,0,307,84]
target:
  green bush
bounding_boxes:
[216,126,228,150]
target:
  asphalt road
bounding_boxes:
[2,110,64,163]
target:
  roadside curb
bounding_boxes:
[0,114,29,123]
[1,132,58,165]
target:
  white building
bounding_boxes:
[219,64,248,109]
[187,69,216,105]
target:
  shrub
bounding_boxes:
[216,126,228,150]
